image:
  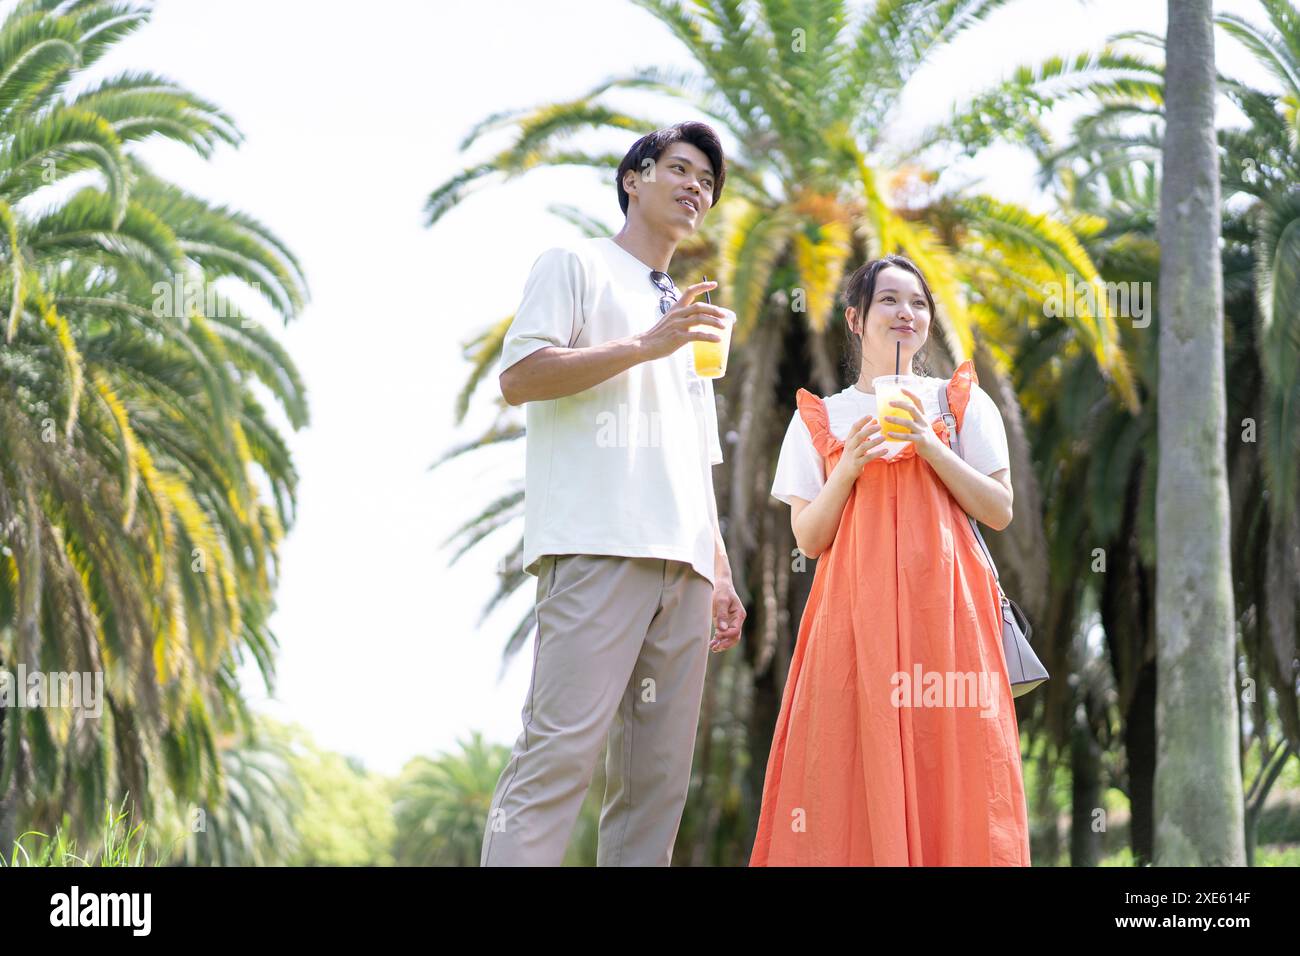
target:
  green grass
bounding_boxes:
[1098,846,1141,866]
[4,796,165,867]
[1254,844,1300,866]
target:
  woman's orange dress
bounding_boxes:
[749,359,1031,866]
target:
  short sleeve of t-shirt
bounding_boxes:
[961,384,1011,478]
[770,411,823,505]
[498,247,586,377]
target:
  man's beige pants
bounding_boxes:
[480,553,713,866]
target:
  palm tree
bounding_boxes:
[945,0,1300,862]
[392,731,605,866]
[392,731,508,866]
[0,0,308,849]
[1154,0,1243,866]
[1215,2,1300,772]
[430,0,1141,862]
[1015,10,1300,759]
[159,716,304,866]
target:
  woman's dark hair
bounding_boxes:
[840,254,935,381]
[616,122,726,216]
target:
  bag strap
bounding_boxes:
[938,381,1003,588]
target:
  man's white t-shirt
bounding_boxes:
[770,379,1010,506]
[499,236,724,586]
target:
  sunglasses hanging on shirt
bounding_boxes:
[650,270,678,315]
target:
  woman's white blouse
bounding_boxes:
[770,379,1011,506]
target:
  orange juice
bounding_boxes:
[872,375,925,441]
[691,312,735,378]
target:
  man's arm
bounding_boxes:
[706,460,745,651]
[707,465,731,582]
[500,280,728,406]
[500,339,648,406]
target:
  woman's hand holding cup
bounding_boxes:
[830,414,889,485]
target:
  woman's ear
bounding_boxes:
[845,305,859,336]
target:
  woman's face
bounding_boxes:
[849,265,931,365]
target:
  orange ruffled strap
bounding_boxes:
[795,387,845,458]
[939,358,978,446]
[793,358,978,461]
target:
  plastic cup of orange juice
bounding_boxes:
[691,310,736,378]
[872,374,926,444]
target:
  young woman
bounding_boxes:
[749,255,1031,866]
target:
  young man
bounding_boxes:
[480,122,746,867]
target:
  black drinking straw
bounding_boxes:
[895,341,900,376]
[703,275,712,304]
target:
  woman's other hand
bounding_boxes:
[882,388,941,461]
[828,415,889,487]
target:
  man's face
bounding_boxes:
[623,140,715,238]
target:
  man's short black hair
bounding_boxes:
[616,121,726,216]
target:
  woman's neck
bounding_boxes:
[856,350,918,392]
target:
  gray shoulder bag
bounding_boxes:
[937,385,1048,698]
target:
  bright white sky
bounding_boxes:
[66,0,1269,775]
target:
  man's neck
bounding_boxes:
[612,220,676,273]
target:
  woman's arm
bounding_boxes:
[789,472,853,559]
[884,388,1014,531]
[920,450,1014,530]
[789,416,888,558]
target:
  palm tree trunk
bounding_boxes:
[1125,659,1158,863]
[1244,740,1295,866]
[1154,0,1245,865]
[1032,744,1062,864]
[1070,702,1103,866]
[1095,464,1158,862]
